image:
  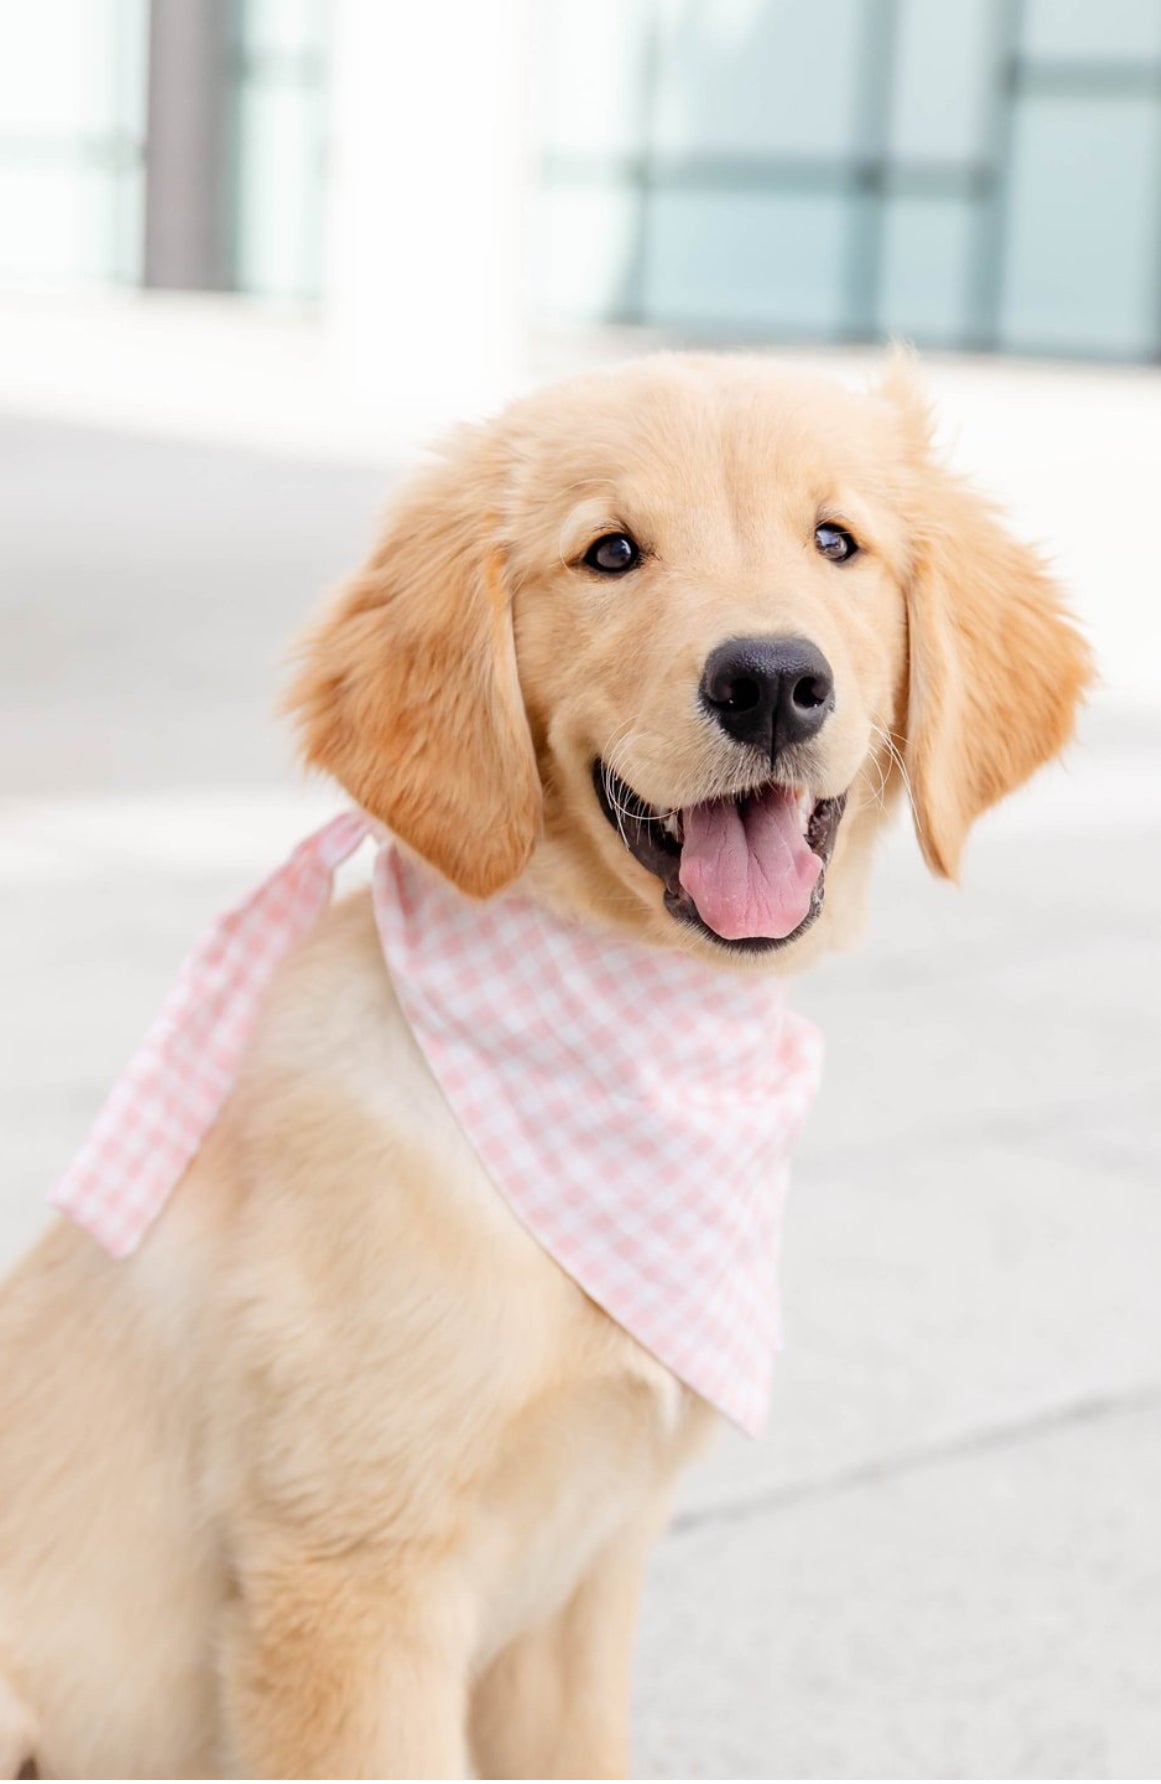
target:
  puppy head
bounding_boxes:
[288,354,1092,969]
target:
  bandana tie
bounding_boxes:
[51,814,823,1435]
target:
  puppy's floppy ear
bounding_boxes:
[881,358,1095,879]
[286,426,541,898]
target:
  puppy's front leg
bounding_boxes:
[220,1547,473,1780]
[0,1655,37,1781]
[470,1500,664,1781]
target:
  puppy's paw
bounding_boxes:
[0,1667,37,1781]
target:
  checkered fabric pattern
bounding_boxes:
[52,814,823,1435]
[50,811,371,1257]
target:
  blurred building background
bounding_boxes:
[5,0,1161,359]
[542,0,1161,358]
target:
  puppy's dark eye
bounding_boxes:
[815,522,859,563]
[583,532,640,575]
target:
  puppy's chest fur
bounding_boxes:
[158,890,714,1660]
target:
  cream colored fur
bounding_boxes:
[0,355,1090,1779]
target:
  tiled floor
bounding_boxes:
[1,412,1158,1778]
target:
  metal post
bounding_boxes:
[842,0,900,343]
[142,0,234,290]
[966,0,1025,351]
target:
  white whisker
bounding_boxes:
[868,721,916,825]
[599,724,640,852]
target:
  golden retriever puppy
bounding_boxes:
[0,354,1090,1780]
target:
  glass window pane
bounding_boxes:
[652,0,865,159]
[110,160,144,281]
[878,194,975,343]
[240,0,330,59]
[1022,0,1161,62]
[889,0,999,162]
[233,79,328,300]
[230,0,331,301]
[643,190,849,333]
[1000,94,1161,356]
[0,161,140,284]
[0,0,146,137]
[0,0,146,290]
[534,185,641,321]
[540,0,653,158]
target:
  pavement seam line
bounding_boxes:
[671,1381,1161,1537]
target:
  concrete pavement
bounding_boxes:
[1,409,1158,1778]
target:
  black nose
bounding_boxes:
[700,635,835,759]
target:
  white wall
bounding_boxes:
[323,0,534,439]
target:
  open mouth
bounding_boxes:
[593,760,846,954]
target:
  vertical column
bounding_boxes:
[142,0,234,290]
[324,0,533,436]
[967,0,1025,351]
[841,0,900,343]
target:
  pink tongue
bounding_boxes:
[678,786,821,941]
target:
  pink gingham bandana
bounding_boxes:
[52,814,823,1434]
